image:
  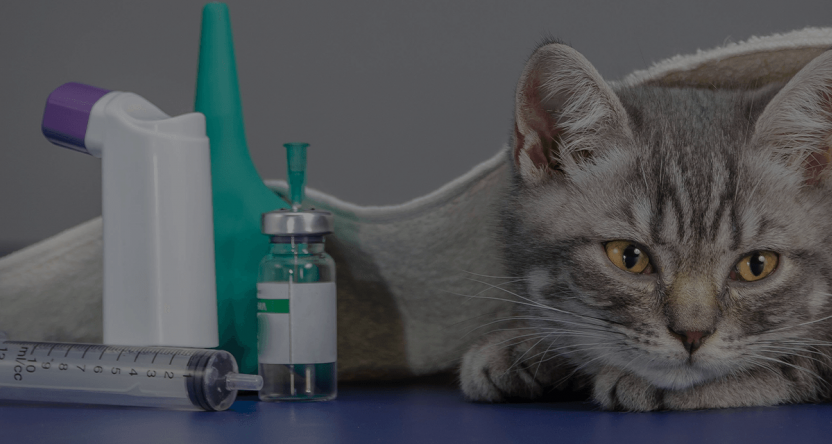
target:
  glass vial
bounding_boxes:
[257,210,337,401]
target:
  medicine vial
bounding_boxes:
[257,209,337,401]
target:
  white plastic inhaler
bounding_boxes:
[42,82,218,349]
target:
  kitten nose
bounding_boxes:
[668,329,712,354]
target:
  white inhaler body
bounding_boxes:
[258,210,337,401]
[42,82,218,348]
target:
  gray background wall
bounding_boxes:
[1,0,830,255]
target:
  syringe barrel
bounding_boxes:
[0,340,242,411]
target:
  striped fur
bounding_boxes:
[460,43,832,411]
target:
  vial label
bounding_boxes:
[257,282,337,364]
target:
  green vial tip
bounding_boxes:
[284,143,308,209]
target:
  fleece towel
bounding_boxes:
[2,27,831,380]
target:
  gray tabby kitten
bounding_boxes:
[459,42,832,411]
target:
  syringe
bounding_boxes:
[0,333,262,411]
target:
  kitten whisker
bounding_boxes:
[531,337,564,383]
[463,277,625,327]
[462,277,530,300]
[455,278,565,312]
[759,313,832,334]
[616,349,648,376]
[492,331,561,348]
[742,357,782,380]
[458,303,625,339]
[493,334,560,354]
[771,339,832,348]
[475,315,626,340]
[527,343,618,368]
[458,269,527,280]
[752,346,829,366]
[755,342,830,354]
[449,308,519,328]
[462,315,561,337]
[485,326,616,341]
[531,319,627,337]
[553,346,640,387]
[477,325,614,352]
[442,290,569,320]
[745,354,822,380]
[503,334,555,376]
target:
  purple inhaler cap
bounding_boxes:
[42,82,111,155]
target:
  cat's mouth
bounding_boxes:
[620,332,731,390]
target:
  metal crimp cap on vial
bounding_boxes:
[261,209,334,236]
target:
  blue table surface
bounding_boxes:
[1,381,831,444]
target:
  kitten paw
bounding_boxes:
[459,331,544,402]
[593,367,663,411]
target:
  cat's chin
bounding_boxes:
[631,361,725,390]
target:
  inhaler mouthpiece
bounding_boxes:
[41,82,111,155]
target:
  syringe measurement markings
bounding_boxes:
[116,350,124,361]
[15,346,28,359]
[81,346,92,359]
[169,353,177,365]
[151,352,159,364]
[47,344,56,357]
[64,347,71,358]
[134,353,141,363]
[99,349,107,360]
[29,344,37,355]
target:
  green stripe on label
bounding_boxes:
[257,299,289,313]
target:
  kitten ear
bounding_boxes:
[752,50,832,185]
[513,43,632,186]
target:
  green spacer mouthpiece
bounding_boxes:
[284,142,308,209]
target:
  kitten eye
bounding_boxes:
[730,251,779,282]
[605,241,652,274]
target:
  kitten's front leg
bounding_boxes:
[592,366,663,411]
[595,366,812,411]
[460,329,579,402]
[661,369,801,410]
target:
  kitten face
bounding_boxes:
[511,113,831,389]
[500,46,832,393]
